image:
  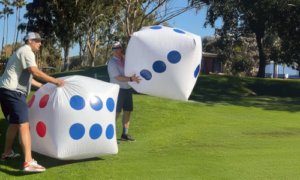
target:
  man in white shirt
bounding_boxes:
[0,32,65,172]
[107,41,141,143]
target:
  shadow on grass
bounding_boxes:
[0,119,104,177]
[189,75,300,112]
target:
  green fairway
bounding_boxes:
[1,66,300,180]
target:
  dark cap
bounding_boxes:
[25,32,46,41]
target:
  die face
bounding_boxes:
[125,26,202,101]
[28,75,119,160]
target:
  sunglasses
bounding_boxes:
[112,47,121,51]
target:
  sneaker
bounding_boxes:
[121,134,136,142]
[117,141,121,145]
[1,150,20,161]
[23,159,46,172]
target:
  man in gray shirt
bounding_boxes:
[0,32,65,172]
[107,41,141,143]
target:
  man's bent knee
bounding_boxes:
[123,111,131,117]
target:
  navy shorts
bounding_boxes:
[116,88,133,113]
[0,88,29,124]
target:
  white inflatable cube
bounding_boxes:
[28,75,119,160]
[125,26,202,101]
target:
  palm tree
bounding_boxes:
[17,22,26,44]
[1,8,6,58]
[0,11,3,24]
[14,0,26,50]
[0,10,3,58]
[0,0,11,57]
[4,7,14,59]
[12,0,18,51]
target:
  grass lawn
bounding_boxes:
[1,65,300,179]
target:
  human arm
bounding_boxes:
[107,60,141,84]
[31,79,42,88]
[114,74,142,83]
[28,66,65,87]
[22,50,65,87]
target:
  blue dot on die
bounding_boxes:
[140,69,152,80]
[167,51,181,64]
[194,65,200,78]
[106,124,114,139]
[106,98,115,112]
[90,96,103,111]
[150,26,162,30]
[153,61,166,73]
[70,95,85,110]
[173,29,185,34]
[89,124,102,140]
[69,123,85,140]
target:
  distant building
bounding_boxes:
[201,52,223,74]
[265,61,299,79]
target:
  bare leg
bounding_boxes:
[120,111,135,141]
[122,111,131,128]
[18,123,32,162]
[4,124,19,154]
[116,112,120,122]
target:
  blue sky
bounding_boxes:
[0,0,222,57]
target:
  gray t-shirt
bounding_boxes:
[0,45,37,96]
[107,56,131,89]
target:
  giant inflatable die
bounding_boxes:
[125,26,202,101]
[28,75,119,160]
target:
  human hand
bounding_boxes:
[131,74,142,84]
[54,79,66,87]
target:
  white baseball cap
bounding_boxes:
[25,32,46,40]
[112,41,122,47]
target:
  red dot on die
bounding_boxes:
[36,121,46,138]
[39,94,50,108]
[28,95,35,108]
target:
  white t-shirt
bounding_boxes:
[107,56,131,89]
[0,45,37,96]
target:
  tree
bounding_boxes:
[4,6,13,59]
[17,22,26,43]
[189,0,298,77]
[3,42,22,56]
[78,0,115,67]
[203,32,260,76]
[0,0,11,57]
[24,0,87,71]
[0,10,3,58]
[12,0,26,51]
[120,0,192,41]
[276,3,300,74]
[12,0,18,50]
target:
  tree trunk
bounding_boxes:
[104,44,110,65]
[82,23,93,66]
[91,55,95,67]
[256,32,266,78]
[1,15,6,57]
[20,32,23,44]
[39,47,43,68]
[79,38,82,63]
[104,35,112,65]
[82,42,88,66]
[16,8,21,46]
[13,7,18,52]
[88,32,98,67]
[64,45,70,71]
[5,14,9,59]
